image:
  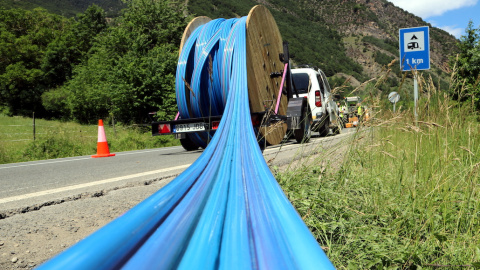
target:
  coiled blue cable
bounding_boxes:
[37,15,335,270]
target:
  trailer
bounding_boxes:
[152,6,315,150]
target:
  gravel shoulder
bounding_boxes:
[0,176,174,269]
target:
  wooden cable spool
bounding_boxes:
[179,16,212,56]
[179,5,288,145]
[246,5,288,145]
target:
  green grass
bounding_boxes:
[0,115,179,164]
[277,91,480,268]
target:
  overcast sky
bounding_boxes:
[388,0,480,38]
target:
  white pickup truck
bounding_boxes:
[290,67,339,141]
[153,61,340,149]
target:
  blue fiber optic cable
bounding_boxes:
[37,14,335,270]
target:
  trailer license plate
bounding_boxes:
[173,123,206,133]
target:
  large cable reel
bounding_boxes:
[177,5,288,146]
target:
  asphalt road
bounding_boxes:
[0,129,354,213]
[0,146,200,209]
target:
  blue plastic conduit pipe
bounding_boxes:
[37,16,335,270]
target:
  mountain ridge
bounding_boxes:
[187,0,457,86]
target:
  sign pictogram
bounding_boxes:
[399,26,430,71]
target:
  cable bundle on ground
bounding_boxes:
[38,6,334,270]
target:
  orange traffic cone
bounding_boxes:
[92,119,116,158]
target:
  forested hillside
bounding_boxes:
[1,0,458,79]
[1,0,478,123]
[0,1,187,123]
[187,0,458,92]
[188,0,365,79]
[0,0,124,17]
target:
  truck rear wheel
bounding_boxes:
[319,116,330,137]
[294,111,312,143]
[180,134,200,151]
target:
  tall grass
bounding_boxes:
[278,75,480,268]
[0,116,179,164]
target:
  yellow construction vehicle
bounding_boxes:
[343,96,361,128]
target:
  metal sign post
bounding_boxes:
[414,71,418,121]
[399,26,430,123]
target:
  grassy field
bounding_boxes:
[278,88,480,268]
[0,115,179,164]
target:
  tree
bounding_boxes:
[41,5,107,88]
[450,21,480,110]
[52,0,187,124]
[0,8,69,116]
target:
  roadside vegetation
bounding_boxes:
[277,37,480,267]
[0,115,179,164]
[278,84,479,268]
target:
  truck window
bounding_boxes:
[292,73,310,94]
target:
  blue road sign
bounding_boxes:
[399,26,430,71]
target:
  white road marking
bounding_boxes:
[0,164,190,204]
[0,147,183,170]
[0,157,92,170]
[115,147,183,156]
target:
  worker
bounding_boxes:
[341,103,347,115]
[336,102,343,126]
[339,103,347,126]
[357,104,363,121]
